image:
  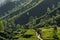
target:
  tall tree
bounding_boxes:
[52,4,55,10]
[46,7,51,14]
[0,21,4,32]
[52,16,58,40]
[58,2,60,7]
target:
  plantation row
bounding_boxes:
[8,0,44,21]
[0,0,44,40]
[0,0,43,20]
[0,0,60,40]
[26,2,60,27]
[0,7,60,40]
[0,0,28,15]
[0,0,32,20]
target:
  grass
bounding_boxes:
[18,29,39,40]
[39,27,54,40]
[18,27,60,40]
[57,27,60,39]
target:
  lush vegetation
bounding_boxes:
[0,0,60,40]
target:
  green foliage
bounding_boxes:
[58,2,60,7]
[18,27,60,40]
[53,25,58,40]
[0,21,4,32]
[27,12,30,15]
[8,0,44,21]
[52,4,55,9]
[0,0,60,40]
[0,0,33,20]
[46,7,51,14]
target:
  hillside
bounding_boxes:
[0,0,60,40]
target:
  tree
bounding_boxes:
[29,16,36,25]
[29,16,34,22]
[32,17,36,25]
[27,12,30,15]
[53,25,58,40]
[52,16,59,40]
[0,21,4,32]
[4,20,21,40]
[28,23,34,29]
[46,7,51,14]
[40,19,45,27]
[52,4,55,10]
[56,10,60,15]
[20,25,27,36]
[28,16,37,29]
[45,7,51,20]
[58,2,60,7]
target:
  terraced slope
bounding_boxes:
[8,0,43,21]
[0,0,43,20]
[26,6,60,26]
[13,0,59,24]
[0,0,32,20]
[0,0,60,40]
